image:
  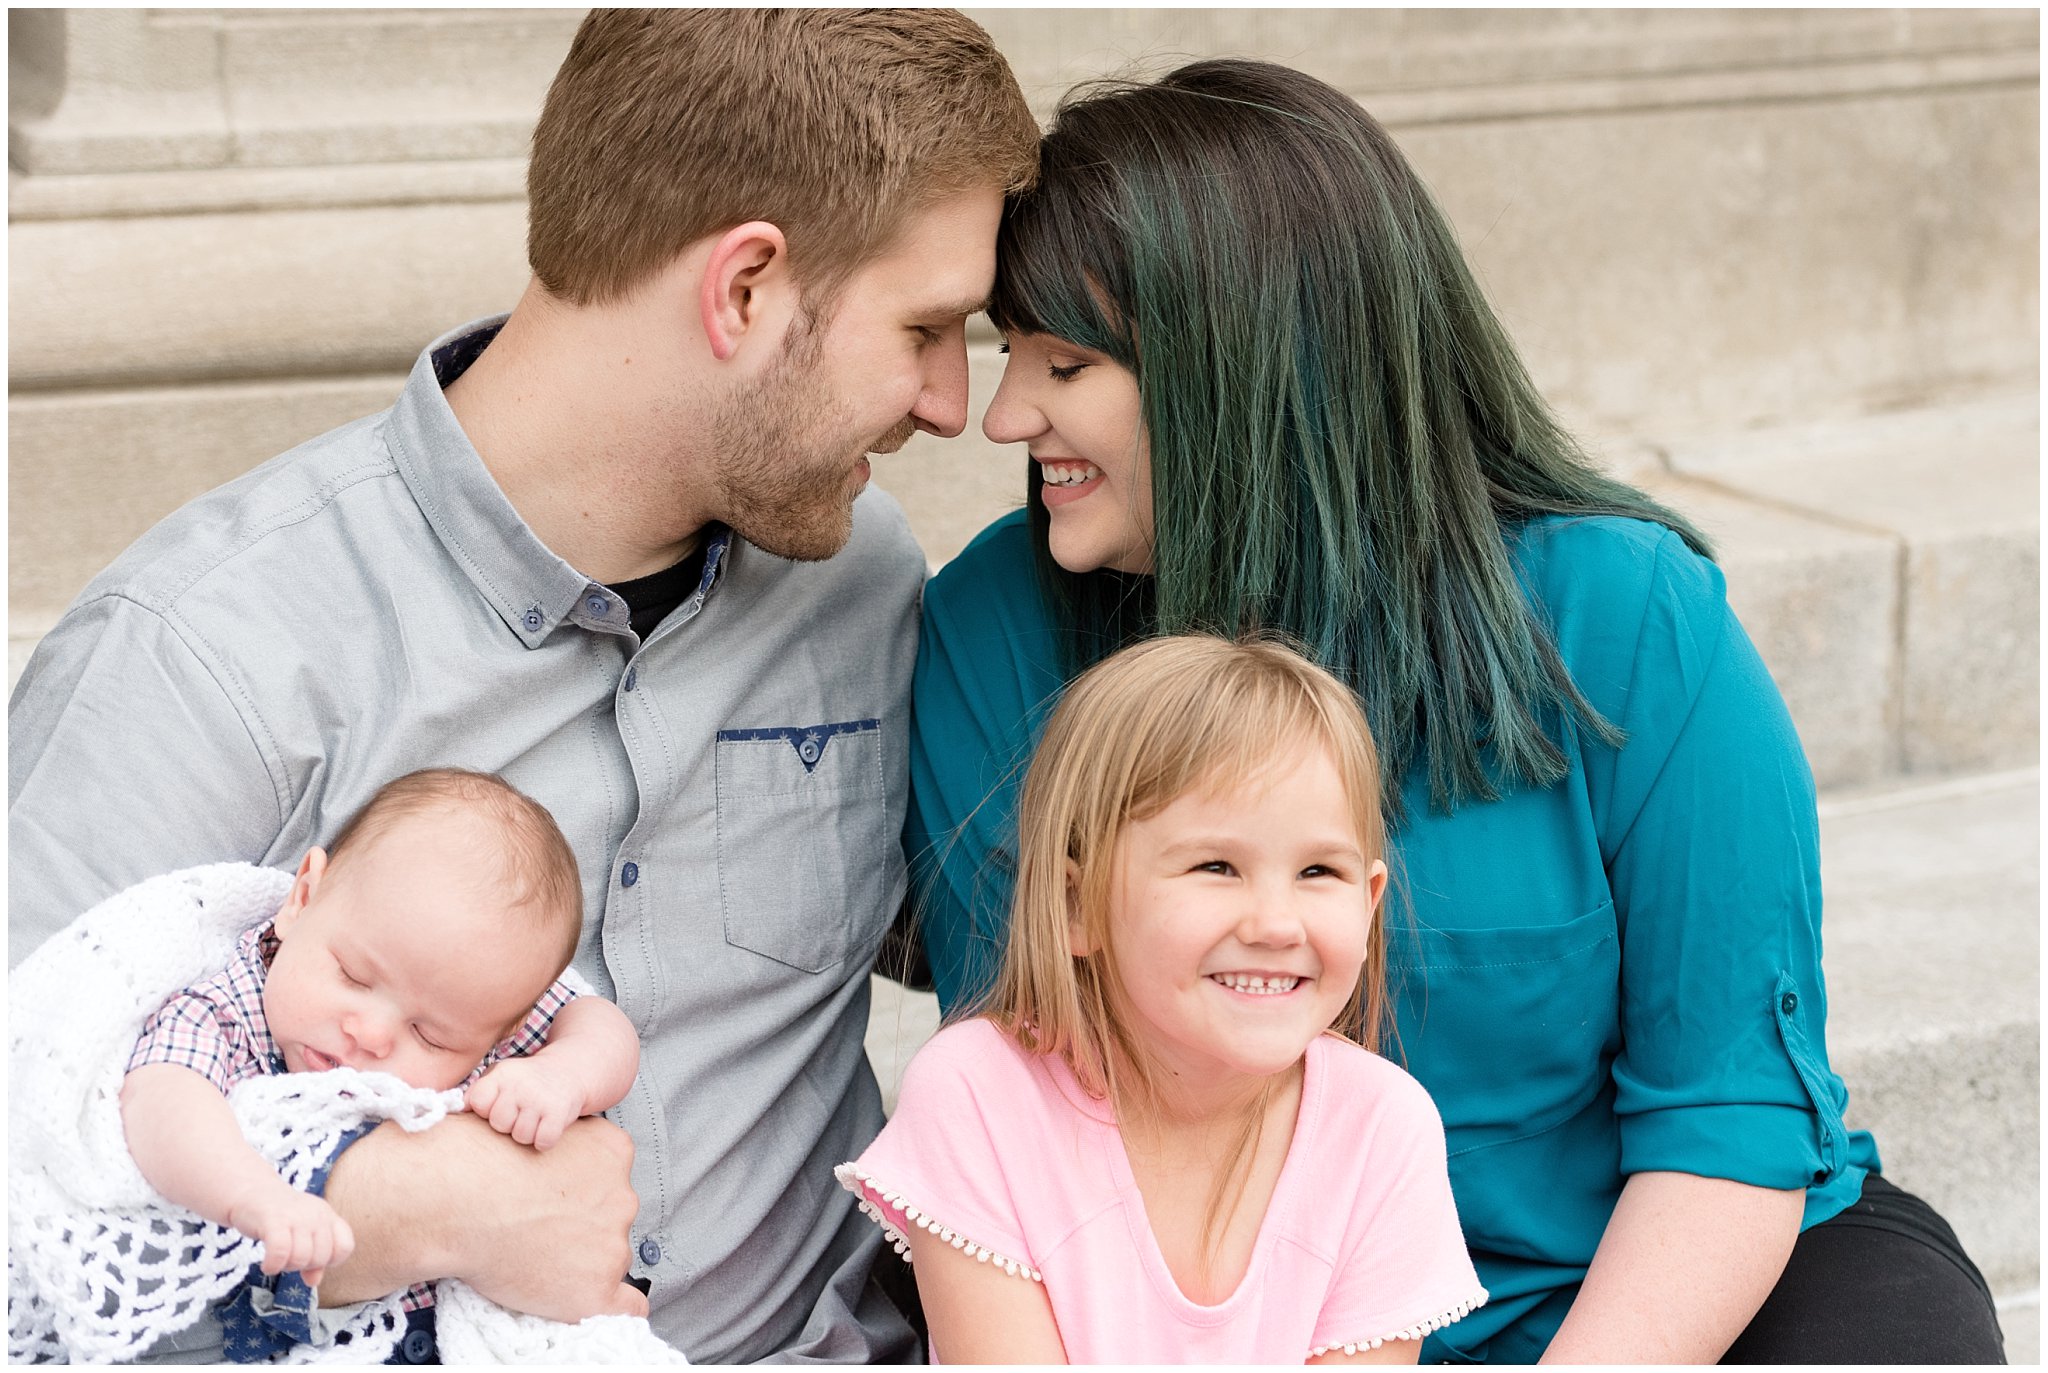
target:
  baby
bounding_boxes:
[119,767,639,1288]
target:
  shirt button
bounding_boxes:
[401,1327,436,1362]
[585,592,609,616]
[621,861,640,888]
[1781,991,1799,1014]
[798,739,821,764]
[522,607,544,632]
[624,667,638,692]
[639,1238,662,1266]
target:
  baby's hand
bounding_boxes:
[465,1056,588,1150]
[227,1186,354,1284]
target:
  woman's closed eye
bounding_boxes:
[996,339,1090,381]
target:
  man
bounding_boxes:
[9,10,1038,1361]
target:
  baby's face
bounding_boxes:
[262,809,563,1090]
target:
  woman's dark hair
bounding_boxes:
[989,58,1711,820]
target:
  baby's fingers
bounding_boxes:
[532,1111,569,1151]
[489,1091,527,1137]
[259,1227,306,1277]
[465,1075,502,1118]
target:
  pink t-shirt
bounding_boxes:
[839,1018,1486,1363]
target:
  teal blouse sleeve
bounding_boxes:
[905,513,1064,1011]
[1556,523,1861,1196]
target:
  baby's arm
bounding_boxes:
[464,996,640,1150]
[119,1063,354,1283]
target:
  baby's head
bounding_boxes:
[262,768,583,1090]
[987,635,1391,1107]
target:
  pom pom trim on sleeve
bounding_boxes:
[833,1163,1043,1283]
[1307,1287,1490,1358]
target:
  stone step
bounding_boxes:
[1820,768,2039,1301]
[867,766,2041,1359]
[1658,391,2041,785]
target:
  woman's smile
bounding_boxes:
[1038,457,1106,504]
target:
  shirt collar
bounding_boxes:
[385,316,615,650]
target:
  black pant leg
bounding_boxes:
[1722,1174,2005,1364]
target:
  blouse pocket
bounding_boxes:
[1389,899,1622,1155]
[715,719,894,973]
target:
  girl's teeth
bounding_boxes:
[1040,462,1100,488]
[1210,973,1300,995]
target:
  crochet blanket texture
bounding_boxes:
[8,862,685,1364]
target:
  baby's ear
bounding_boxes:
[1063,858,1096,958]
[273,847,330,936]
[1364,858,1389,913]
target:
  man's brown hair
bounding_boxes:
[527,9,1040,307]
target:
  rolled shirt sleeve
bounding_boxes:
[1589,530,1851,1190]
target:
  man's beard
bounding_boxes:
[707,319,914,563]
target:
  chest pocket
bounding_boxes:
[714,719,893,973]
[1389,899,1621,1154]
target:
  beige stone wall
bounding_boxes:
[10,8,2039,781]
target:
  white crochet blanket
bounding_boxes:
[8,862,687,1364]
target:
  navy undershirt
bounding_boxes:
[608,545,708,640]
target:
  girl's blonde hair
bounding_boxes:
[978,633,1391,1115]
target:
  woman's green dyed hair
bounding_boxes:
[988,58,1711,820]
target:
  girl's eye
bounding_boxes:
[1300,864,1335,879]
[1194,860,1236,876]
[1047,361,1086,382]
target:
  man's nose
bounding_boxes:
[911,334,971,439]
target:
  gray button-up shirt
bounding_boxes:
[9,318,925,1362]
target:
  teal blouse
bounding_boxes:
[905,510,1877,1363]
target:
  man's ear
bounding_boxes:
[272,847,329,937]
[1064,858,1096,958]
[699,221,794,363]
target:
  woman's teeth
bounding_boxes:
[1040,462,1100,488]
[1210,973,1300,995]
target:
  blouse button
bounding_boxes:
[1780,991,1799,1015]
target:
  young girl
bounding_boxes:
[840,636,1484,1363]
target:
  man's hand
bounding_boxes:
[320,1110,647,1322]
[465,1056,586,1151]
[226,1182,355,1286]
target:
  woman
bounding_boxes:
[906,60,2003,1362]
